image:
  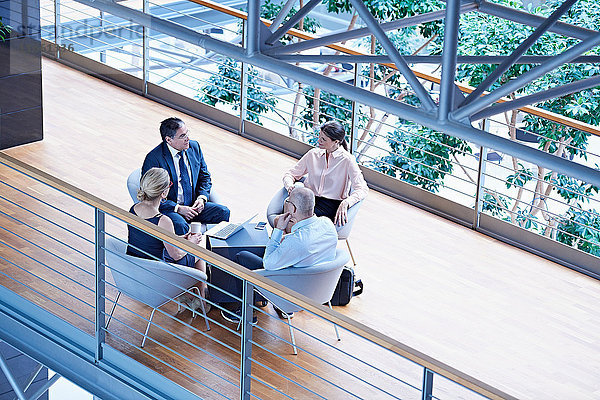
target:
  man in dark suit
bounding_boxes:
[142,117,230,234]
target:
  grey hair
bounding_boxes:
[290,187,315,217]
[137,167,170,201]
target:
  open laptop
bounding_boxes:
[204,214,258,240]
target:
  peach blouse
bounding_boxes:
[283,147,368,207]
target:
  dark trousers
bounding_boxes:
[236,250,264,270]
[231,250,266,305]
[207,250,267,306]
[166,201,230,235]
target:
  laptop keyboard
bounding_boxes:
[213,223,238,238]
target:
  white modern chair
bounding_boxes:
[127,168,224,205]
[127,168,144,203]
[266,187,362,265]
[104,236,210,348]
[255,248,350,355]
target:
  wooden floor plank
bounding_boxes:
[1,58,599,399]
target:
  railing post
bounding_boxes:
[54,0,61,57]
[142,0,149,95]
[239,280,254,400]
[239,20,249,135]
[94,209,106,363]
[349,62,359,155]
[100,11,106,63]
[421,368,434,400]
[473,119,490,229]
[239,63,249,134]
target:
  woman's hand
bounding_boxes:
[286,181,304,194]
[334,200,349,226]
[185,232,203,245]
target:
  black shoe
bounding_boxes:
[275,306,294,320]
[221,309,257,325]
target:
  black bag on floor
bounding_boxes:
[330,266,363,306]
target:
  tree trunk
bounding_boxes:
[311,14,358,129]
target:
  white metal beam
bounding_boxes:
[348,0,437,111]
[461,0,579,108]
[71,0,600,188]
[264,3,478,56]
[438,0,461,121]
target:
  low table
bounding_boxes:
[206,222,269,303]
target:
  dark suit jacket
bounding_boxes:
[142,140,212,214]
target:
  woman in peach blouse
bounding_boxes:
[283,120,368,226]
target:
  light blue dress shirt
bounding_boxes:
[263,215,338,270]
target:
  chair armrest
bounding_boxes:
[207,188,222,205]
[166,263,208,281]
[127,168,142,203]
[255,268,291,278]
[266,187,288,227]
[336,199,363,239]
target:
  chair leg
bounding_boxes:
[328,301,341,341]
[190,287,200,319]
[192,287,211,331]
[287,315,297,355]
[346,239,357,266]
[105,291,121,329]
[141,308,157,348]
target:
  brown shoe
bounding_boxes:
[255,300,268,308]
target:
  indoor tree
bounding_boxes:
[452,0,600,253]
[0,17,11,41]
[359,0,600,255]
[199,0,318,128]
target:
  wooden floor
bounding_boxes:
[2,59,600,399]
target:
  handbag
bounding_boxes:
[330,266,363,306]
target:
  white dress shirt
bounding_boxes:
[166,144,207,211]
[166,143,189,206]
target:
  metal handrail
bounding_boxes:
[33,0,600,394]
[0,151,516,400]
[486,116,600,162]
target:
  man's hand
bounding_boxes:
[274,212,292,230]
[178,205,199,221]
[192,197,205,213]
[334,200,349,226]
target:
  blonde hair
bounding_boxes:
[137,167,170,201]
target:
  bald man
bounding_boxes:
[221,188,338,324]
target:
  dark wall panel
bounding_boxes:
[0,0,43,149]
[0,105,43,148]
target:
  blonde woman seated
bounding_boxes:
[283,120,368,226]
[127,167,208,301]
